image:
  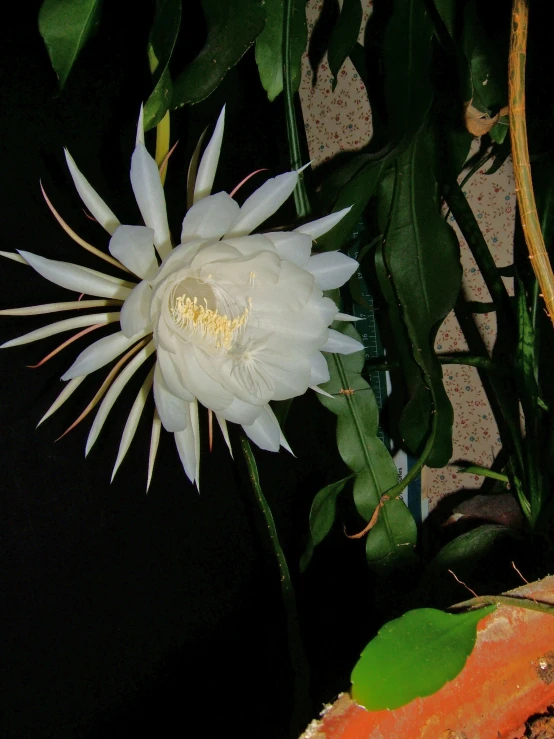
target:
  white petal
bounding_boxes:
[64,150,120,235]
[242,406,281,452]
[306,251,359,290]
[111,364,154,481]
[0,312,119,349]
[194,107,225,203]
[178,346,234,410]
[335,312,362,321]
[224,171,298,238]
[18,251,132,300]
[309,352,330,385]
[218,397,261,425]
[264,232,312,266]
[62,329,146,380]
[153,363,189,432]
[174,401,199,486]
[109,225,158,280]
[295,207,351,239]
[86,341,156,455]
[190,399,201,488]
[266,404,293,454]
[156,350,195,401]
[181,192,240,243]
[321,329,364,354]
[120,281,153,338]
[130,143,172,259]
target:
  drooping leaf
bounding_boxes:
[327,0,363,90]
[383,0,434,143]
[172,0,266,107]
[318,324,417,571]
[143,0,182,130]
[300,475,353,571]
[351,605,496,710]
[376,128,461,466]
[38,0,103,88]
[255,0,307,102]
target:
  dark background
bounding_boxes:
[0,5,378,738]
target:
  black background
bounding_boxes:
[0,5,378,738]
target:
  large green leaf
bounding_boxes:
[317,324,417,570]
[38,0,102,88]
[377,128,461,466]
[351,605,495,710]
[255,0,307,102]
[383,0,434,143]
[143,0,182,130]
[172,0,266,107]
[327,0,363,90]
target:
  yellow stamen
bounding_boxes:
[172,295,250,351]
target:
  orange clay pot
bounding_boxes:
[301,577,554,739]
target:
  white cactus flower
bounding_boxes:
[0,108,362,489]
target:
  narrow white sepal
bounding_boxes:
[0,251,27,265]
[111,365,154,482]
[194,107,225,203]
[215,413,233,458]
[109,225,158,280]
[190,399,201,489]
[64,149,120,235]
[62,329,145,380]
[265,404,294,456]
[321,329,365,355]
[335,312,362,321]
[85,341,156,455]
[0,312,119,349]
[147,410,162,492]
[310,385,334,398]
[36,376,85,427]
[18,251,132,300]
[295,206,352,239]
[136,105,145,146]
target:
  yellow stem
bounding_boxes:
[509,0,554,325]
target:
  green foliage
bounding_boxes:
[351,605,495,710]
[39,0,102,88]
[315,324,418,572]
[172,0,266,106]
[327,0,363,90]
[143,0,182,130]
[255,0,307,101]
[376,129,461,466]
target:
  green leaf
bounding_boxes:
[377,128,461,466]
[318,324,417,571]
[300,475,353,571]
[383,0,434,143]
[255,0,307,102]
[327,0,363,90]
[351,605,496,710]
[38,0,102,88]
[172,0,266,107]
[316,158,386,252]
[143,0,182,130]
[462,0,507,114]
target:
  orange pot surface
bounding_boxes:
[301,577,554,739]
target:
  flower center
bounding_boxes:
[170,279,250,351]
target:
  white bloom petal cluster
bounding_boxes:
[1,108,362,487]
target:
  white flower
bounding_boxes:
[0,108,362,489]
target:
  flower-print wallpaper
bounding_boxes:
[299,0,515,511]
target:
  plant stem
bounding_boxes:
[509,0,554,326]
[283,0,310,218]
[452,594,554,617]
[240,436,310,734]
